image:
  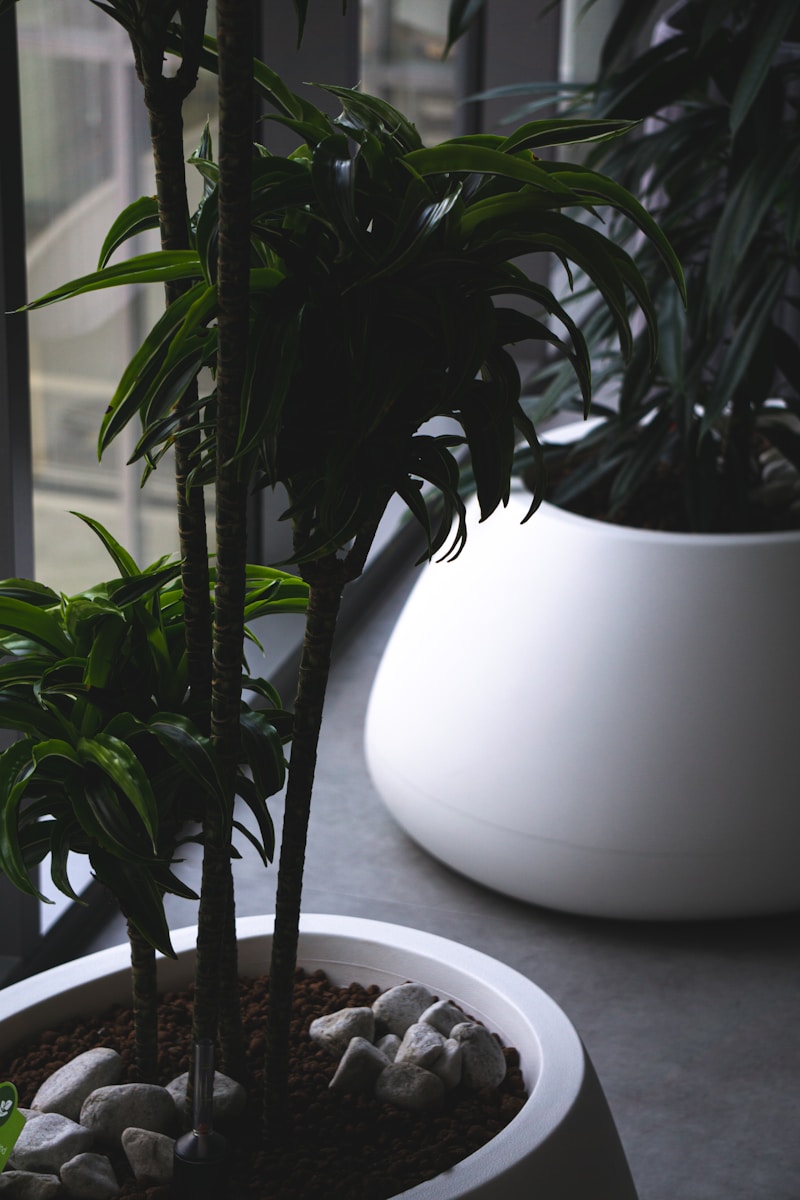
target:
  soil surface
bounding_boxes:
[0,968,528,1200]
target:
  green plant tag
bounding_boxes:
[0,1082,25,1171]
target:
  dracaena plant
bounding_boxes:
[24,33,684,1126]
[450,0,800,532]
[0,514,306,1080]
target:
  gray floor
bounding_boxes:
[82,550,800,1200]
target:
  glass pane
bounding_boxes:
[18,0,216,596]
[360,0,459,144]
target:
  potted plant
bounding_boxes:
[365,0,800,921]
[0,1,682,1194]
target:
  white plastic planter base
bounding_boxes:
[0,914,636,1199]
[365,494,800,920]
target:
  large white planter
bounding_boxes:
[0,914,636,1199]
[364,493,800,919]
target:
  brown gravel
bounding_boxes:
[0,969,528,1199]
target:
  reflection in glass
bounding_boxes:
[360,0,458,144]
[18,0,216,593]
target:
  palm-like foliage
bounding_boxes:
[0,514,305,1075]
[28,65,683,563]
[469,0,800,531]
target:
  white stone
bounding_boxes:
[0,1172,62,1198]
[309,1006,375,1058]
[10,1111,94,1174]
[429,1038,463,1089]
[376,1033,401,1062]
[329,1037,389,1093]
[395,1022,445,1068]
[80,1084,176,1146]
[32,1048,123,1123]
[420,999,467,1037]
[451,1021,507,1088]
[374,1063,445,1111]
[372,983,436,1036]
[165,1070,246,1126]
[122,1127,175,1184]
[60,1151,120,1198]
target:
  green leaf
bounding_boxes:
[23,252,204,312]
[729,0,799,134]
[0,598,72,656]
[71,512,140,577]
[97,196,160,269]
[0,740,48,899]
[445,0,485,54]
[143,712,229,810]
[49,821,85,903]
[77,734,159,848]
[99,280,212,453]
[90,849,177,958]
[405,143,576,194]
[239,709,286,800]
[498,118,637,155]
[0,579,60,607]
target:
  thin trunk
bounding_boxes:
[191,0,254,1072]
[124,17,211,1082]
[143,93,213,712]
[263,560,345,1127]
[127,920,159,1083]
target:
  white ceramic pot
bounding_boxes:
[0,914,636,1199]
[364,492,800,920]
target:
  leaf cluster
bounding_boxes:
[25,50,682,565]
[0,516,307,956]
[521,0,800,531]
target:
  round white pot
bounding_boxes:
[0,914,636,1199]
[364,492,800,920]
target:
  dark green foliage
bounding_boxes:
[26,60,682,566]
[515,0,800,531]
[0,516,306,956]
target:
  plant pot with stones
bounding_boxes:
[0,914,637,1199]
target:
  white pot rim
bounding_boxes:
[535,419,800,546]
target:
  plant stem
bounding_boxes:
[139,65,212,714]
[262,509,383,1127]
[127,919,159,1083]
[264,556,345,1127]
[124,11,211,1083]
[191,0,254,1073]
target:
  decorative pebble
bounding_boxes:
[429,1038,463,1089]
[165,1070,246,1127]
[395,1022,445,1068]
[80,1084,176,1147]
[10,1111,94,1175]
[309,1006,375,1058]
[374,1063,445,1112]
[121,1127,175,1185]
[329,1037,389,1093]
[376,1033,401,1062]
[451,1022,507,1088]
[372,983,436,1036]
[420,1000,467,1037]
[0,1171,63,1198]
[32,1048,123,1124]
[60,1150,120,1199]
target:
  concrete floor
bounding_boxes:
[81,549,800,1200]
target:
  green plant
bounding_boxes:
[452,0,800,532]
[1,0,682,1179]
[0,514,306,1079]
